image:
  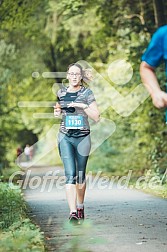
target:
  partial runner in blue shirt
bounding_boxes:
[140,25,167,111]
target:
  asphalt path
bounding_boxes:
[22,166,167,252]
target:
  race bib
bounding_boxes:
[65,115,84,129]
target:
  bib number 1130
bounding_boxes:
[65,115,84,129]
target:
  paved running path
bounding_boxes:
[23,166,167,252]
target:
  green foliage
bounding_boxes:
[0,183,26,229]
[0,183,44,251]
[1,2,166,252]
[0,220,44,252]
[0,0,166,189]
[0,0,45,30]
[1,165,20,182]
[55,220,106,252]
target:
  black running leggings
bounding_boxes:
[58,132,91,184]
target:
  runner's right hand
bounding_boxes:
[151,90,167,109]
[54,103,61,117]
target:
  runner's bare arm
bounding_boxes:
[140,61,167,108]
[53,103,61,117]
[68,101,100,122]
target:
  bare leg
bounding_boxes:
[65,184,77,213]
[76,182,86,204]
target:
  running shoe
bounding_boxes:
[77,207,84,220]
[69,212,78,223]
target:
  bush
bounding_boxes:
[0,219,44,252]
[0,183,26,229]
[0,183,44,251]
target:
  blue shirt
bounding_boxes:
[142,25,167,77]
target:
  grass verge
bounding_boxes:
[0,182,44,252]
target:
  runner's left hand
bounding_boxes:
[68,102,86,109]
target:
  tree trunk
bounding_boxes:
[153,0,166,27]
